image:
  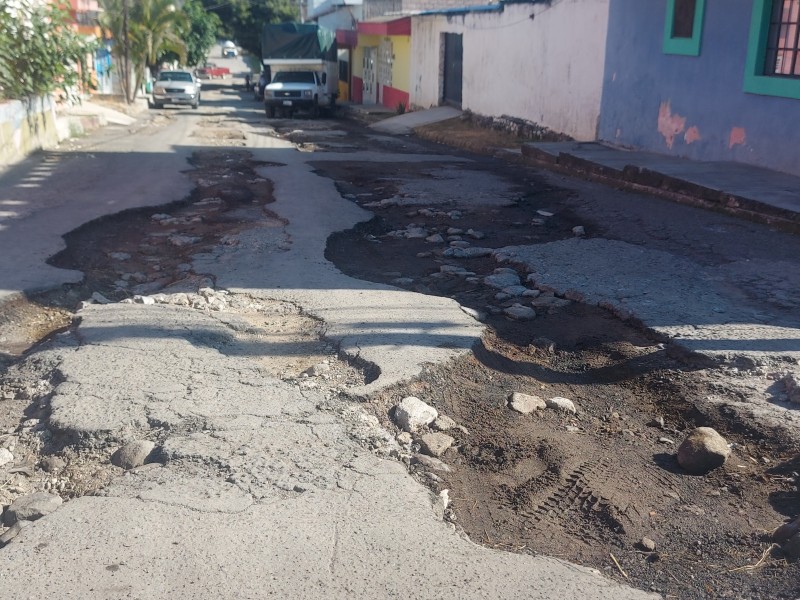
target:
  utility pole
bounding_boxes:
[122,0,131,103]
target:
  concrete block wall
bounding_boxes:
[0,97,60,168]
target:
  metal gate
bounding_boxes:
[362,47,377,104]
[442,33,463,107]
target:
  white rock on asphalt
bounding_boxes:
[0,447,13,466]
[546,396,577,414]
[394,397,438,432]
[677,427,730,474]
[3,492,62,525]
[509,392,546,414]
[504,304,537,320]
[783,374,800,403]
[111,440,157,470]
[418,432,455,458]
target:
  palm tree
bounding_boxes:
[100,0,188,102]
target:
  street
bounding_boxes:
[0,55,799,599]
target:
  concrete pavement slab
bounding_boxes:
[370,107,462,135]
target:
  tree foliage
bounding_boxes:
[183,0,221,67]
[202,0,298,57]
[100,0,189,101]
[0,0,96,101]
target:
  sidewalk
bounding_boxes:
[521,141,800,232]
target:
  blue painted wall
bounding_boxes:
[599,0,800,176]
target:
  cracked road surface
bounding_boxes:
[0,83,654,596]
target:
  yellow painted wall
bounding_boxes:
[353,34,382,80]
[391,35,411,93]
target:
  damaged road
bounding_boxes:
[0,81,799,599]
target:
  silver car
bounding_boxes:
[152,70,201,109]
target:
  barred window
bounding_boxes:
[765,0,800,77]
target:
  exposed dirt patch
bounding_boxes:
[319,150,800,599]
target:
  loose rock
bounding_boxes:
[111,440,157,470]
[412,454,452,472]
[0,447,13,467]
[504,304,536,321]
[418,433,455,458]
[638,537,657,552]
[677,427,730,475]
[0,520,31,547]
[546,396,577,414]
[432,415,457,431]
[394,397,438,432]
[3,492,62,525]
[484,272,521,289]
[396,432,413,446]
[40,456,66,474]
[509,392,546,414]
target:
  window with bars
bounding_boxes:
[744,0,800,99]
[765,0,800,77]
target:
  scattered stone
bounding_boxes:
[572,225,586,236]
[648,416,666,429]
[396,432,413,446]
[416,252,432,258]
[522,289,541,298]
[637,537,657,552]
[40,456,66,474]
[0,447,13,467]
[530,337,556,354]
[405,227,428,239]
[91,292,113,304]
[394,397,438,432]
[426,233,445,243]
[494,292,512,302]
[111,440,157,470]
[484,272,521,289]
[449,240,471,248]
[418,432,455,458]
[509,392,546,414]
[3,492,62,525]
[565,425,581,433]
[782,374,800,403]
[677,427,730,475]
[443,247,493,258]
[447,227,463,235]
[658,437,675,445]
[439,489,450,511]
[466,229,485,239]
[504,304,536,321]
[502,285,529,297]
[530,218,545,226]
[782,533,800,560]
[773,515,800,543]
[545,396,577,414]
[134,295,156,305]
[0,520,31,547]
[412,454,452,472]
[432,415,457,431]
[304,363,330,377]
[108,252,131,261]
[537,210,554,217]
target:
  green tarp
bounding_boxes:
[260,23,337,62]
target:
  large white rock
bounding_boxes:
[0,447,13,467]
[545,396,577,414]
[418,432,455,458]
[677,427,730,474]
[394,397,438,432]
[509,392,546,414]
[504,304,537,321]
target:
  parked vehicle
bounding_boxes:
[222,40,238,58]
[196,63,230,79]
[254,69,270,101]
[151,70,201,109]
[260,23,337,118]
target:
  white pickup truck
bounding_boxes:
[260,23,338,119]
[263,65,337,118]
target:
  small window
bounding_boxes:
[764,0,800,77]
[663,0,706,56]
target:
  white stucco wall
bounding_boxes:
[410,0,610,141]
